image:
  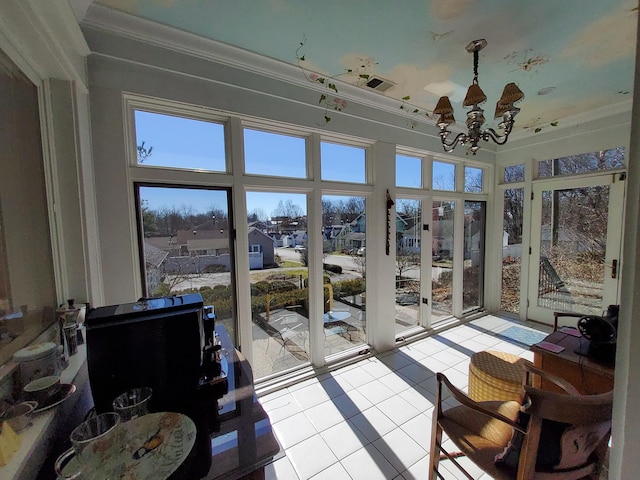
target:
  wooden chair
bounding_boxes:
[429,363,612,480]
[552,311,585,331]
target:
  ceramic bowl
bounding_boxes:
[23,375,61,404]
[0,401,37,432]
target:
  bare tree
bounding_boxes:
[273,199,304,219]
[396,249,420,279]
[160,257,202,295]
[137,141,153,163]
[503,188,524,245]
[343,197,365,223]
[397,199,419,217]
[248,207,268,222]
[351,252,366,278]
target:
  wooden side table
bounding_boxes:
[530,330,614,394]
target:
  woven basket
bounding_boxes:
[468,350,531,402]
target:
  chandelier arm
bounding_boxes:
[440,131,467,152]
[482,128,510,145]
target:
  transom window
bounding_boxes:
[396,154,422,188]
[464,166,483,193]
[537,147,624,178]
[321,142,366,183]
[432,161,456,191]
[134,110,226,171]
[504,164,525,183]
[244,128,307,178]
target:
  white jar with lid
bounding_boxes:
[13,342,60,386]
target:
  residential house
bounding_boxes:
[143,241,169,294]
[248,227,277,269]
[291,230,308,248]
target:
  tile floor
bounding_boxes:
[258,315,553,480]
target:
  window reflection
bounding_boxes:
[396,155,422,188]
[0,48,56,365]
[463,201,485,311]
[433,161,456,191]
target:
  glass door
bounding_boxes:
[395,198,422,334]
[432,200,455,322]
[527,174,625,324]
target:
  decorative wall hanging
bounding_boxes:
[386,190,394,255]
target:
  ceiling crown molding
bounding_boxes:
[507,99,632,144]
[82,4,432,127]
[0,0,89,90]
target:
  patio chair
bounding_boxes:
[429,363,612,480]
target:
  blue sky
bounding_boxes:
[135,110,455,216]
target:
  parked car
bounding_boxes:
[357,246,366,256]
[294,245,306,253]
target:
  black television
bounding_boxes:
[85,293,205,414]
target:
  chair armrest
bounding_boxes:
[523,363,580,395]
[436,373,525,433]
[553,311,584,331]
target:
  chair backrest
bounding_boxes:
[516,384,613,478]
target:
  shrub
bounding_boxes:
[323,263,342,274]
[303,275,331,288]
[202,264,227,273]
[333,278,365,297]
[250,288,309,319]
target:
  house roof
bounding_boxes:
[249,226,276,242]
[144,236,178,250]
[187,238,229,251]
[176,226,228,244]
[144,241,169,268]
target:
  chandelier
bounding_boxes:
[433,39,524,155]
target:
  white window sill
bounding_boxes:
[2,342,88,479]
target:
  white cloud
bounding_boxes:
[431,0,474,20]
[561,4,637,67]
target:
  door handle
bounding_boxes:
[612,259,618,279]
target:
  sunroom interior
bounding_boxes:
[1,1,640,478]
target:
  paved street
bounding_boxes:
[169,247,450,292]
